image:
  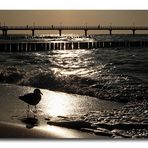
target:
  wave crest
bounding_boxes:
[0,65,148,103]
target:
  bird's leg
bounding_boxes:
[35,105,37,112]
[27,104,30,118]
[34,106,37,118]
[34,113,37,118]
[28,104,30,111]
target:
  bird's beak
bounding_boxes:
[40,92,43,95]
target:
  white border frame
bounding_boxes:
[0,0,148,10]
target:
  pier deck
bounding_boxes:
[1,25,148,36]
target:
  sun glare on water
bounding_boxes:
[39,90,76,116]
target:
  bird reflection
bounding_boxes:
[20,117,39,129]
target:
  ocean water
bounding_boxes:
[0,34,148,138]
[0,34,148,103]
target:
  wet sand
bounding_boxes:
[0,121,62,138]
[0,84,115,138]
[1,83,147,138]
[0,121,100,138]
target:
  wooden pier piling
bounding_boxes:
[0,41,148,52]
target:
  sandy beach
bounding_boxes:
[0,121,62,138]
[1,83,148,138]
[0,83,112,139]
[0,120,101,138]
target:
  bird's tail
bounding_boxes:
[19,96,23,100]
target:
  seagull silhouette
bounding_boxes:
[19,89,43,114]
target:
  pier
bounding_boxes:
[1,25,148,36]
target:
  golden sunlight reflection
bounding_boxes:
[38,89,122,117]
[51,67,91,76]
[40,125,79,138]
[49,49,105,77]
[40,90,77,116]
[39,125,96,138]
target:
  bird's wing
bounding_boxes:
[19,93,34,101]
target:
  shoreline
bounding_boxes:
[0,120,100,139]
[0,83,148,138]
[0,83,110,139]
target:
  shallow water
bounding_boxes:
[0,43,148,102]
[0,84,123,122]
[0,83,123,138]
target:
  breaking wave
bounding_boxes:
[0,35,148,103]
[0,63,148,103]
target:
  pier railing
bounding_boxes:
[1,25,148,36]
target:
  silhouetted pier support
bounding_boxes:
[84,29,88,36]
[132,29,136,35]
[2,30,7,36]
[109,29,112,35]
[32,30,35,36]
[1,40,148,52]
[59,29,62,36]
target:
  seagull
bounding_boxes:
[19,89,43,114]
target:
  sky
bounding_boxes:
[0,10,148,26]
[0,10,148,34]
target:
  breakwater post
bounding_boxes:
[0,41,148,52]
